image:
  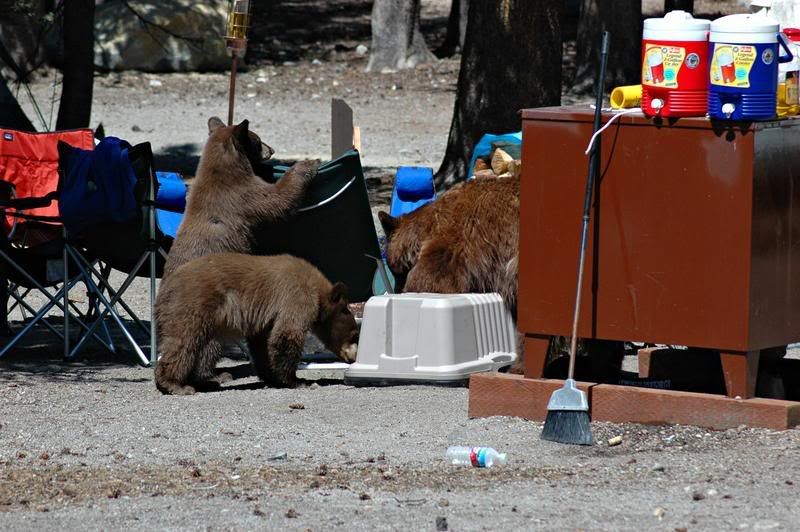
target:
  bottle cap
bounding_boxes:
[785,28,800,42]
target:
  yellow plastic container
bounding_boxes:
[777,82,798,117]
[610,85,643,109]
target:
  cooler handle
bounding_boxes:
[778,33,794,64]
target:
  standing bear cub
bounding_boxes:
[155,253,359,395]
[163,117,318,278]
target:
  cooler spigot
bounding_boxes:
[651,98,664,113]
[722,102,736,118]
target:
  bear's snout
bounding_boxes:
[340,343,358,363]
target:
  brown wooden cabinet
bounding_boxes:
[519,106,800,398]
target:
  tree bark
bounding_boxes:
[436,0,469,57]
[664,0,694,13]
[573,0,642,95]
[0,73,34,131]
[367,0,436,72]
[435,0,563,187]
[55,0,94,130]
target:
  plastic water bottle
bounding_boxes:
[445,446,507,468]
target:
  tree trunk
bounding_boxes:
[573,0,642,95]
[664,0,694,13]
[55,0,94,130]
[367,0,436,72]
[436,0,469,57]
[0,73,34,131]
[435,0,563,187]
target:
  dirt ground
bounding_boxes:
[6,1,799,531]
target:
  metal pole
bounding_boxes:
[149,168,158,365]
[227,50,238,126]
[63,226,69,359]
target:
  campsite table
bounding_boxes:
[518,106,800,399]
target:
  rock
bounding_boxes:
[355,44,368,56]
[94,0,230,72]
[692,491,706,501]
[608,435,623,447]
[653,507,666,520]
[148,79,162,87]
[436,516,448,531]
[286,508,299,518]
[651,463,665,472]
[359,493,371,500]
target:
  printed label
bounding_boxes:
[3,132,12,141]
[642,44,686,88]
[710,44,756,88]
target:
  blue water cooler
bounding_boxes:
[708,13,793,120]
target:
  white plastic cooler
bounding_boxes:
[343,293,517,385]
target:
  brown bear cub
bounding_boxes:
[378,175,520,318]
[163,117,318,278]
[154,253,359,395]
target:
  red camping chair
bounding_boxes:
[0,128,114,358]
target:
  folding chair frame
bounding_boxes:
[0,220,116,359]
[60,142,169,366]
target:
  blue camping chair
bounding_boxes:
[154,171,186,239]
[389,166,435,217]
[57,137,182,364]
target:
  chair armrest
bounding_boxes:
[0,190,58,211]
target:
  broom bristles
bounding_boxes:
[540,410,593,445]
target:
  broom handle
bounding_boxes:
[568,31,610,381]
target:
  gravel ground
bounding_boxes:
[7,2,799,530]
[0,354,799,531]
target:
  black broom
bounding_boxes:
[540,30,610,446]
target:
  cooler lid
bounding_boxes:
[643,10,710,32]
[711,13,779,34]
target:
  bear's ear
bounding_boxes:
[329,282,349,305]
[233,119,251,149]
[208,116,225,134]
[378,211,400,238]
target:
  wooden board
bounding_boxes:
[468,373,800,430]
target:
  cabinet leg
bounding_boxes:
[720,350,760,399]
[524,334,551,379]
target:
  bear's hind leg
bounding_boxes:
[188,340,230,391]
[247,332,274,384]
[266,326,305,388]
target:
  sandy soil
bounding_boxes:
[6,1,797,531]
